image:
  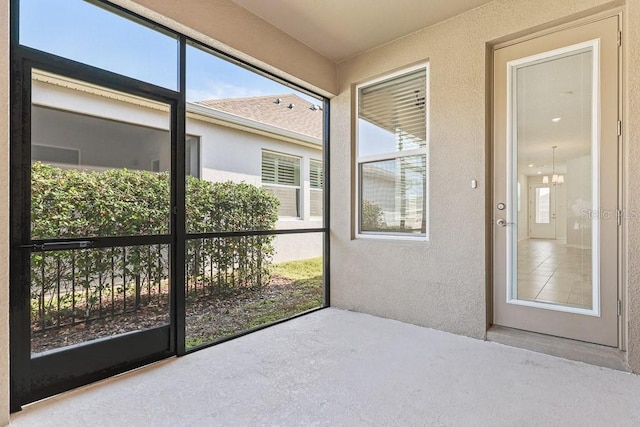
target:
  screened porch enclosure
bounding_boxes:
[10,0,329,409]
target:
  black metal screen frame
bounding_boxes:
[9,54,182,409]
[9,0,330,410]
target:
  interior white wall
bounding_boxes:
[566,155,593,248]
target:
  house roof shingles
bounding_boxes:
[196,94,323,140]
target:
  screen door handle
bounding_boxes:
[21,241,93,251]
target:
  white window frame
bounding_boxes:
[355,63,430,241]
[261,150,302,219]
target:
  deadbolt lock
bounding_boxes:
[497,203,506,211]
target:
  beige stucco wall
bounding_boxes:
[110,0,337,97]
[331,0,640,371]
[625,1,640,374]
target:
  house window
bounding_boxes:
[310,159,323,217]
[185,136,200,178]
[32,144,79,165]
[356,65,428,238]
[261,151,301,218]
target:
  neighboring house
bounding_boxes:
[31,70,324,262]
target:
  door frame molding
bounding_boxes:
[487,8,625,350]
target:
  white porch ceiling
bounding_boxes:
[231,0,494,62]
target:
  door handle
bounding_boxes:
[20,241,93,251]
[496,219,514,227]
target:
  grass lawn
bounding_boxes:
[248,257,324,327]
[185,257,323,348]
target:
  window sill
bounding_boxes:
[356,233,428,242]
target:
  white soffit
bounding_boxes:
[232,0,494,62]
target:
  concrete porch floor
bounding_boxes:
[10,308,640,426]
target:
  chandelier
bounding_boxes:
[542,145,564,185]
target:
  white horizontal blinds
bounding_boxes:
[310,159,323,217]
[310,160,323,189]
[262,151,301,217]
[261,151,300,186]
[310,191,322,217]
[358,69,427,152]
[265,186,300,217]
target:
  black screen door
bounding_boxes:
[10,60,180,407]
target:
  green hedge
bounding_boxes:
[31,163,279,327]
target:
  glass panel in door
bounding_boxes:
[511,46,596,311]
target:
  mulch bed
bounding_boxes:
[31,276,322,354]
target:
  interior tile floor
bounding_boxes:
[10,308,640,426]
[517,238,592,308]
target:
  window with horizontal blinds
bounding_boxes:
[262,151,301,217]
[358,68,427,158]
[261,151,300,186]
[356,65,428,238]
[310,159,323,217]
[310,159,323,189]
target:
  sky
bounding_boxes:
[19,0,321,104]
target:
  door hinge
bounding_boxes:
[617,31,622,47]
[617,209,622,226]
[617,299,622,316]
[617,120,622,136]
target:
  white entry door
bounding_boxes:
[492,15,620,346]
